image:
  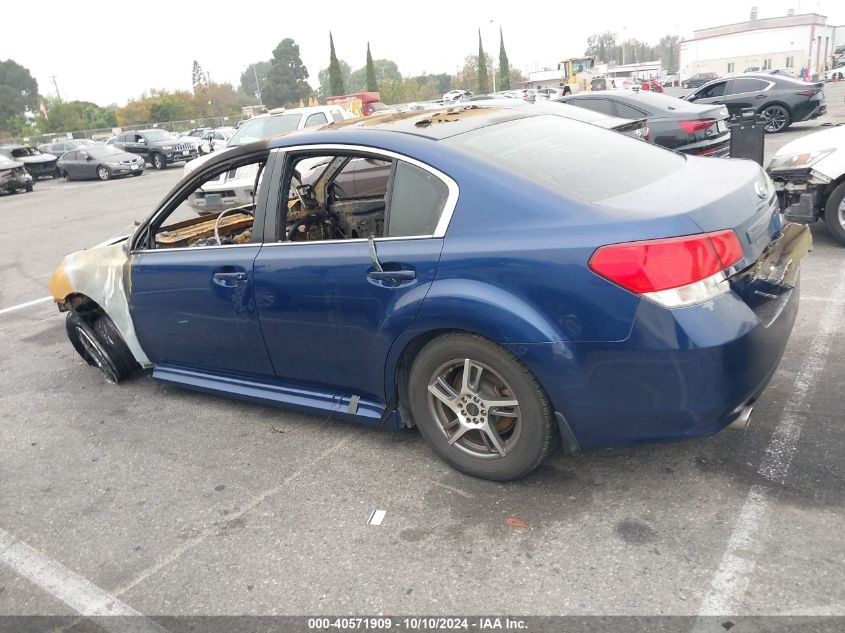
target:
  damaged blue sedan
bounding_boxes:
[50,104,811,480]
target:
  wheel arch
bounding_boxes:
[49,245,151,366]
[758,100,793,118]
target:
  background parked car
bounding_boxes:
[38,139,100,157]
[557,90,730,156]
[683,73,826,133]
[198,127,236,155]
[682,72,719,88]
[0,145,59,179]
[57,145,145,181]
[767,124,845,244]
[113,129,198,170]
[184,105,352,176]
[0,154,33,194]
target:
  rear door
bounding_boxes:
[725,77,772,117]
[253,148,457,406]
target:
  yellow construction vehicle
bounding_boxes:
[558,56,601,95]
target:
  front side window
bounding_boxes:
[137,155,267,250]
[697,81,726,99]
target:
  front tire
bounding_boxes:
[407,333,556,481]
[823,182,845,246]
[97,165,110,181]
[761,104,791,133]
[65,311,138,383]
[152,153,166,170]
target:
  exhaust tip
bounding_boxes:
[726,405,754,432]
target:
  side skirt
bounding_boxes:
[153,363,403,431]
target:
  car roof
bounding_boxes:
[570,89,708,113]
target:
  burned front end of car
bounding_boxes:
[767,150,835,223]
[0,163,33,193]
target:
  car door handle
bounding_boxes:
[754,94,766,99]
[213,271,248,283]
[367,270,416,281]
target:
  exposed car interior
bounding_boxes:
[146,159,267,249]
[285,153,393,242]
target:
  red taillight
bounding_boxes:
[588,230,744,294]
[796,88,819,96]
[678,119,716,134]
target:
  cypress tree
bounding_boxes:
[365,42,378,92]
[477,29,490,94]
[498,27,511,91]
[328,32,345,96]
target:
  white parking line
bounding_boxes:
[0,527,166,632]
[0,296,53,316]
[696,273,845,619]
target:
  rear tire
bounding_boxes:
[823,182,845,246]
[760,104,791,133]
[407,333,556,481]
[65,311,138,383]
[152,153,166,170]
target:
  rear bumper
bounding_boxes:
[507,278,800,450]
[24,161,57,177]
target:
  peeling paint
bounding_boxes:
[49,239,150,366]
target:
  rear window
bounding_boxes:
[444,115,684,204]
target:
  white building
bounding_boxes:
[679,9,845,81]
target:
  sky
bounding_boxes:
[3,0,843,106]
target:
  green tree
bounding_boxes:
[585,31,618,62]
[656,34,680,73]
[36,99,117,133]
[348,59,400,93]
[263,38,312,107]
[476,29,490,94]
[328,32,345,96]
[365,43,378,92]
[191,60,206,90]
[0,59,39,135]
[148,90,195,122]
[498,27,511,91]
[239,60,271,102]
[318,60,351,98]
[452,54,492,92]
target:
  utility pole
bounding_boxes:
[50,75,62,101]
[252,64,263,105]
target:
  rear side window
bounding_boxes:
[305,112,328,127]
[728,78,770,94]
[614,102,648,119]
[387,162,450,237]
[445,115,684,204]
[573,98,615,116]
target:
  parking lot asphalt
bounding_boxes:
[1,90,844,621]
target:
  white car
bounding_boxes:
[185,105,353,213]
[442,89,472,103]
[767,125,845,244]
[825,65,844,81]
[198,127,236,155]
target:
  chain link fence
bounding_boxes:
[1,115,244,147]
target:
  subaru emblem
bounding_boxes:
[754,182,768,199]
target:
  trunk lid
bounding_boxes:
[596,156,778,267]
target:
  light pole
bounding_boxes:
[486,19,498,93]
[252,64,263,106]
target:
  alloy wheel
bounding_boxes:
[762,105,789,132]
[97,166,109,181]
[426,358,522,459]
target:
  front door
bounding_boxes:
[128,151,276,377]
[253,150,456,403]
